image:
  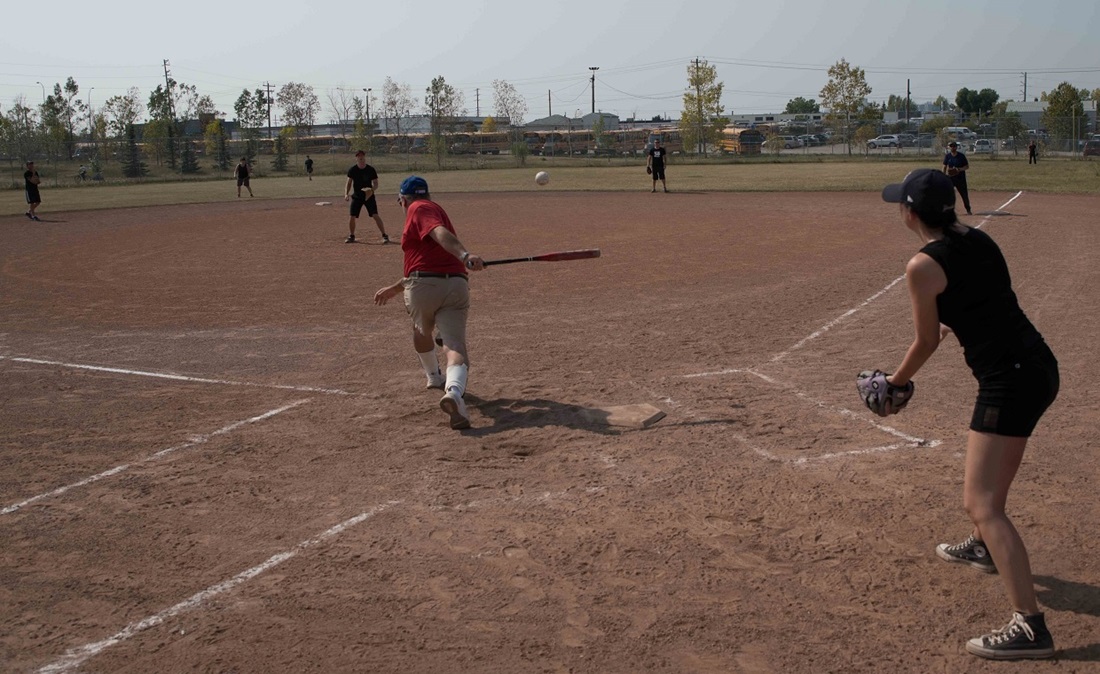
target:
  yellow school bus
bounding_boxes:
[718,127,765,155]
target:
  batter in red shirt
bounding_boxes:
[374,176,485,429]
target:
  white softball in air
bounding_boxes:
[535,171,550,186]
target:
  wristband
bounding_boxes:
[461,251,471,263]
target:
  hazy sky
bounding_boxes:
[2,0,1098,125]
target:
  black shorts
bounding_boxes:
[651,165,665,180]
[237,177,250,187]
[970,341,1059,437]
[25,188,41,204]
[350,194,378,218]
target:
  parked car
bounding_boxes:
[1084,140,1100,158]
[971,139,995,154]
[867,134,901,149]
[897,133,916,147]
[915,133,935,148]
[778,135,802,149]
[798,134,821,147]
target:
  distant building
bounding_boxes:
[525,112,619,131]
[1006,100,1097,132]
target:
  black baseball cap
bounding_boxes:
[947,141,958,147]
[881,168,956,214]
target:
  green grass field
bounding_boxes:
[3,152,1098,216]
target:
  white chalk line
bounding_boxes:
[36,501,399,674]
[2,399,310,516]
[767,191,1024,364]
[0,356,353,396]
[666,192,1027,462]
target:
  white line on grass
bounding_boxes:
[36,502,399,674]
[0,356,353,395]
[2,399,310,515]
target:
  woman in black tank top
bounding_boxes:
[880,169,1059,660]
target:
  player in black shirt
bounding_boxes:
[646,138,668,193]
[881,168,1059,660]
[24,161,42,220]
[343,150,389,244]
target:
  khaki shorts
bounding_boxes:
[403,276,469,351]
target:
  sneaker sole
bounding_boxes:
[439,396,470,430]
[935,546,998,573]
[966,641,1054,660]
[426,382,444,390]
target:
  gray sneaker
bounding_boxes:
[967,611,1054,660]
[425,372,444,390]
[439,390,470,429]
[936,534,997,573]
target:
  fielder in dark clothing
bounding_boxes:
[942,142,971,214]
[343,150,389,244]
[234,157,253,197]
[880,168,1059,661]
[24,161,42,220]
[646,138,668,193]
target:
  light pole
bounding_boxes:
[35,81,45,104]
[588,67,599,114]
[363,88,373,152]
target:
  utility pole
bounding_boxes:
[1023,72,1028,101]
[548,90,552,117]
[265,82,274,139]
[475,88,480,117]
[589,67,599,114]
[906,79,911,129]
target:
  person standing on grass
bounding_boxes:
[343,150,389,244]
[880,168,1060,660]
[1028,140,1038,165]
[373,176,484,429]
[234,157,253,197]
[305,155,314,181]
[24,161,42,221]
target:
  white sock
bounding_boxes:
[445,364,468,397]
[417,350,440,378]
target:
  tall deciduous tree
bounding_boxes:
[1042,81,1087,143]
[103,88,144,139]
[381,77,416,140]
[277,82,320,136]
[491,79,527,140]
[819,58,872,155]
[41,78,84,159]
[424,76,465,166]
[234,88,268,134]
[955,87,999,119]
[327,87,357,138]
[680,59,725,155]
[785,97,820,114]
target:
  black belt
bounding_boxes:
[407,271,468,280]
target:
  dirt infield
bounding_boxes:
[2,190,1098,673]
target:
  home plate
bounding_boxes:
[581,403,666,428]
[315,201,332,206]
